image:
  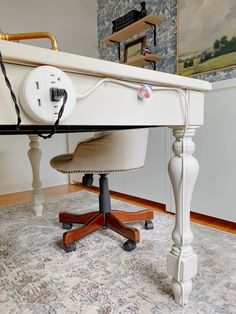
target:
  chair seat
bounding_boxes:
[51,152,143,174]
[50,129,149,174]
[50,154,142,174]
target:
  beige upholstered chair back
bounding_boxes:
[50,128,149,174]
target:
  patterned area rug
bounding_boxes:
[0,191,235,314]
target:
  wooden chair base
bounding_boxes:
[59,209,154,250]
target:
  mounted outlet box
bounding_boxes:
[19,65,76,123]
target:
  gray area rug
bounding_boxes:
[0,191,235,314]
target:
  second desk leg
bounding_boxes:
[28,135,45,216]
[167,127,199,305]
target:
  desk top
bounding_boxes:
[0,41,211,92]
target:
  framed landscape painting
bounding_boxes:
[178,0,236,76]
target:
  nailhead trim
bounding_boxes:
[55,166,144,174]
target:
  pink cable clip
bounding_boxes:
[137,84,152,99]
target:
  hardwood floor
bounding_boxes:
[0,184,235,234]
[0,184,83,206]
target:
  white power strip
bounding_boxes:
[19,66,76,123]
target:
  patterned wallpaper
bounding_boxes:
[97,0,236,82]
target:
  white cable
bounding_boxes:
[153,85,189,302]
[76,79,190,131]
[76,78,142,99]
[154,87,189,302]
[152,86,189,302]
[152,86,190,134]
[76,77,190,302]
[153,86,189,300]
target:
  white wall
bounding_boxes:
[191,79,236,222]
[124,128,167,203]
[0,0,98,56]
[166,78,236,222]
[0,0,98,194]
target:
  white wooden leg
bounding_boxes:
[167,127,199,305]
[28,135,45,216]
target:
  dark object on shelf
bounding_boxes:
[140,2,147,18]
[112,10,140,33]
[142,46,151,55]
[103,14,162,61]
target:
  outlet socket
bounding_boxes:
[19,66,76,124]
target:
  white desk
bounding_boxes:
[0,40,211,305]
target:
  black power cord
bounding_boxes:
[0,50,68,139]
[36,88,68,139]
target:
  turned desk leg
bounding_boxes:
[167,127,199,305]
[28,135,45,216]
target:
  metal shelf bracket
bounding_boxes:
[144,22,157,46]
[145,59,156,70]
[110,40,121,60]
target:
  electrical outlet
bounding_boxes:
[19,65,76,123]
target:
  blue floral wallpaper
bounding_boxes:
[97,0,236,82]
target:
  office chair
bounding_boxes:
[50,129,154,252]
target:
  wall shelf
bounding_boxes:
[102,14,163,45]
[102,14,163,62]
[125,54,163,70]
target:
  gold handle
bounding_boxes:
[0,31,59,50]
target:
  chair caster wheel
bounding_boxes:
[123,240,136,252]
[64,243,76,253]
[62,222,73,230]
[145,220,154,230]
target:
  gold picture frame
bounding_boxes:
[124,36,146,63]
[177,0,236,77]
